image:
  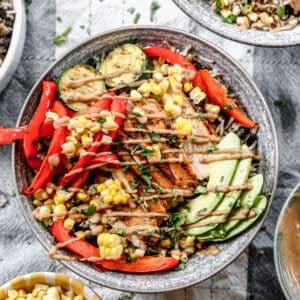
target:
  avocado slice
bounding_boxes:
[184,132,241,225]
[197,174,264,240]
[210,195,267,242]
[185,145,252,236]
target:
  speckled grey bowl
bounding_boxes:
[172,0,300,47]
[12,26,278,293]
[274,182,300,299]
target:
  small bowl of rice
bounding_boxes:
[0,272,100,300]
[0,0,26,94]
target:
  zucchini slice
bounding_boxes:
[99,43,148,87]
[59,64,106,111]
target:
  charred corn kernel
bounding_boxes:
[132,107,147,123]
[64,218,75,230]
[220,0,228,6]
[89,213,101,224]
[168,64,182,75]
[33,199,42,207]
[160,64,169,75]
[90,122,101,133]
[75,230,85,238]
[61,142,76,155]
[183,82,193,93]
[205,103,220,115]
[161,238,171,248]
[150,82,162,95]
[137,82,151,97]
[189,87,206,104]
[33,189,48,201]
[173,94,184,106]
[169,77,182,93]
[8,290,18,298]
[81,134,92,147]
[53,194,65,205]
[39,206,51,216]
[130,89,143,100]
[97,183,107,192]
[76,191,90,202]
[259,12,273,25]
[173,117,193,134]
[103,194,113,203]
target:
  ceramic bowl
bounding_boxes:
[274,182,300,299]
[0,272,100,300]
[172,0,300,47]
[0,0,26,94]
[12,26,278,293]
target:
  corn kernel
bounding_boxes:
[53,194,65,205]
[113,194,123,205]
[161,238,172,248]
[189,87,206,104]
[8,290,18,298]
[147,144,161,161]
[205,103,221,115]
[159,78,169,93]
[75,230,85,238]
[78,116,89,126]
[34,284,49,291]
[168,64,182,76]
[103,194,113,203]
[132,107,147,123]
[54,204,67,219]
[164,98,181,117]
[259,12,273,25]
[169,77,182,93]
[75,126,85,134]
[61,142,76,155]
[64,218,75,230]
[76,192,90,202]
[39,206,51,216]
[81,134,92,147]
[152,71,163,82]
[90,198,101,206]
[89,213,101,224]
[183,82,193,93]
[34,189,48,201]
[160,64,169,75]
[130,89,143,100]
[17,290,26,298]
[37,290,47,298]
[33,199,42,207]
[137,82,151,97]
[150,82,162,95]
[173,94,184,106]
[173,117,193,134]
[90,123,101,133]
[97,183,107,192]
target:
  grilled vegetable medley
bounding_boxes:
[0,43,267,273]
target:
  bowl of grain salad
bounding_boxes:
[0,272,100,300]
[172,0,300,46]
[0,0,26,94]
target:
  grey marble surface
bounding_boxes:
[0,0,299,299]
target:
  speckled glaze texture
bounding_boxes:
[172,0,300,47]
[274,182,300,299]
[13,26,278,293]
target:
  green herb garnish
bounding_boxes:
[276,6,285,18]
[127,7,135,14]
[167,134,178,143]
[56,16,62,22]
[116,227,126,235]
[97,119,106,124]
[206,145,218,152]
[151,132,161,142]
[274,99,285,107]
[140,148,155,157]
[223,104,233,110]
[150,1,160,21]
[175,262,186,271]
[132,111,142,117]
[53,26,72,46]
[81,204,96,216]
[133,12,141,24]
[223,14,237,24]
[216,0,222,13]
[168,212,185,228]
[147,247,160,254]
[41,220,50,229]
[122,165,130,172]
[195,185,207,195]
[142,175,152,188]
[129,182,139,189]
[137,124,144,129]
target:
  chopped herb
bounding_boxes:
[143,200,150,210]
[132,144,141,154]
[151,197,158,204]
[140,148,155,157]
[25,0,32,5]
[132,111,142,117]
[122,165,130,172]
[90,185,97,195]
[174,262,186,271]
[274,99,285,107]
[127,7,135,14]
[223,104,233,110]
[168,212,185,228]
[137,164,150,176]
[126,256,137,263]
[97,119,106,124]
[70,198,77,206]
[116,227,126,235]
[243,4,251,14]
[111,141,124,146]
[150,1,160,22]
[181,201,190,212]
[53,26,72,46]
[216,0,222,13]
[133,13,141,24]
[153,182,165,193]
[223,14,237,24]
[198,111,205,120]
[206,145,218,152]
[137,123,144,129]
[79,25,85,30]
[142,175,152,188]
[276,6,285,18]
[56,16,62,22]
[167,134,178,143]
[172,195,181,202]
[220,175,224,183]
[41,220,50,229]
[166,119,173,126]
[147,247,160,254]
[81,204,96,216]
[151,132,161,142]
[86,56,100,68]
[49,236,56,244]
[195,185,207,195]
[129,182,139,189]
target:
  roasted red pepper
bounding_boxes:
[50,221,179,273]
[87,153,119,168]
[23,101,69,194]
[59,97,113,187]
[144,46,206,90]
[23,81,57,169]
[0,126,28,146]
[197,70,256,128]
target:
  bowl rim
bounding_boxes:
[0,271,100,299]
[12,25,279,293]
[274,182,300,299]
[172,0,300,47]
[0,0,26,93]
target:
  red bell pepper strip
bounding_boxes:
[197,70,256,128]
[144,46,206,91]
[50,221,179,273]
[87,153,120,168]
[23,101,69,195]
[59,97,113,187]
[23,81,57,169]
[0,126,28,146]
